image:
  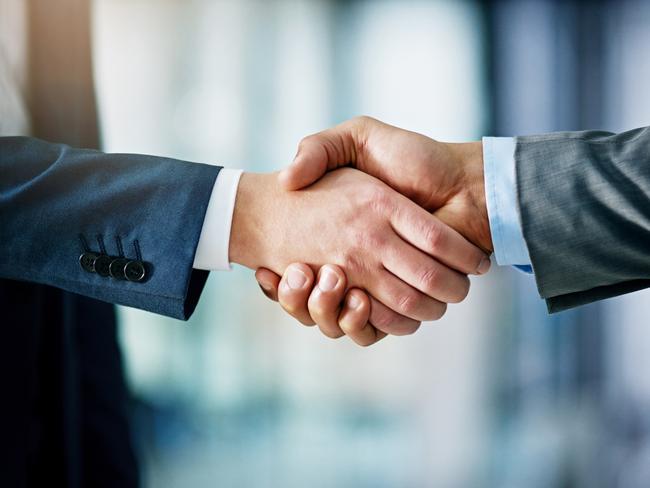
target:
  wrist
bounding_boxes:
[229,172,280,269]
[449,141,493,252]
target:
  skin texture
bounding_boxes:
[255,117,491,346]
[280,116,491,252]
[230,169,489,343]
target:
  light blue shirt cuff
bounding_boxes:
[482,136,532,268]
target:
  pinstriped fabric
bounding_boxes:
[515,127,650,312]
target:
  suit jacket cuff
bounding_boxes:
[0,137,222,321]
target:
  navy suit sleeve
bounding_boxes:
[0,136,222,320]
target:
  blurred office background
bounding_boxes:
[91,0,650,486]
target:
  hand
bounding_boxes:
[256,117,492,344]
[232,168,489,344]
[280,116,491,251]
[256,263,423,346]
[256,264,387,346]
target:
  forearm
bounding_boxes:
[0,136,220,319]
[515,126,650,310]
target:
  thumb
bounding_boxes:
[279,123,359,190]
[278,139,330,190]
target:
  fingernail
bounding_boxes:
[346,294,362,310]
[318,267,339,292]
[287,266,308,289]
[476,256,491,275]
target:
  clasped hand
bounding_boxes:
[230,117,492,346]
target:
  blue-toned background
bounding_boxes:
[92,1,650,486]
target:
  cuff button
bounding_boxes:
[109,257,130,280]
[125,260,146,282]
[94,255,113,277]
[79,252,99,273]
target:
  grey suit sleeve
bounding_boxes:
[515,126,650,312]
[0,136,221,320]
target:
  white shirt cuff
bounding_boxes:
[482,136,531,266]
[193,168,243,271]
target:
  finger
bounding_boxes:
[367,297,421,336]
[278,120,363,191]
[308,265,347,339]
[278,263,316,326]
[255,268,281,301]
[337,289,381,346]
[390,196,491,275]
[382,237,471,304]
[366,269,447,322]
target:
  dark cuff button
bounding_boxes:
[79,252,100,273]
[94,255,113,277]
[109,257,130,280]
[124,260,146,282]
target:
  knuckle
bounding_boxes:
[396,292,421,317]
[365,231,389,251]
[425,222,445,252]
[340,249,364,275]
[370,309,395,331]
[419,266,442,294]
[357,183,392,215]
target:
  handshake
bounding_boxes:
[229,117,493,346]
